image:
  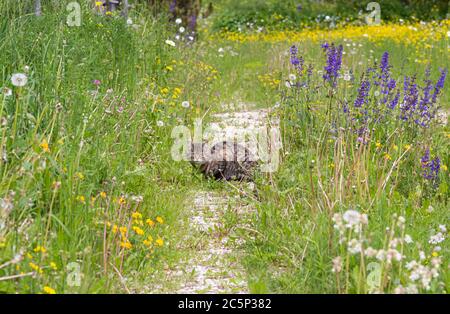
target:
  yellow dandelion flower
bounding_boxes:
[33,246,47,253]
[131,212,142,220]
[155,238,163,247]
[119,226,127,235]
[118,196,126,205]
[43,286,56,294]
[40,139,50,153]
[29,262,43,274]
[143,239,152,247]
[146,219,155,227]
[132,226,145,236]
[76,195,86,204]
[156,216,164,224]
[120,241,132,249]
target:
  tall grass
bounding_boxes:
[0,1,198,293]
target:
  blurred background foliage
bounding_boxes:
[209,0,450,31]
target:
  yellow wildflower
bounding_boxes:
[29,262,43,274]
[156,216,164,224]
[76,195,86,204]
[375,141,382,149]
[404,144,412,150]
[100,191,107,199]
[40,139,50,153]
[165,65,173,72]
[120,241,132,249]
[119,226,127,236]
[131,212,142,220]
[383,153,392,161]
[442,165,448,172]
[43,286,56,294]
[50,262,58,271]
[118,196,126,205]
[432,251,439,257]
[143,239,152,247]
[75,172,84,180]
[155,238,163,247]
[132,226,145,236]
[95,1,103,7]
[146,219,155,227]
[33,246,47,253]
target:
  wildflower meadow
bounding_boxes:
[0,0,448,296]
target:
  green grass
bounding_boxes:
[0,1,448,294]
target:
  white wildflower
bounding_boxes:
[179,26,185,33]
[347,239,362,254]
[331,256,342,273]
[1,87,12,97]
[175,18,182,24]
[288,74,296,81]
[156,120,164,127]
[365,247,377,257]
[429,232,445,245]
[404,234,413,244]
[181,101,190,108]
[386,249,402,263]
[165,39,176,47]
[419,251,426,261]
[11,73,28,87]
[376,249,386,261]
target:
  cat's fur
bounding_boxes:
[188,141,257,181]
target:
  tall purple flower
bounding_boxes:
[378,52,396,104]
[322,43,343,87]
[421,148,440,180]
[289,45,305,78]
[169,0,176,13]
[354,78,371,108]
[388,90,400,109]
[431,68,447,104]
[400,75,419,121]
[415,67,434,127]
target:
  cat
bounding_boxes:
[188,141,257,181]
